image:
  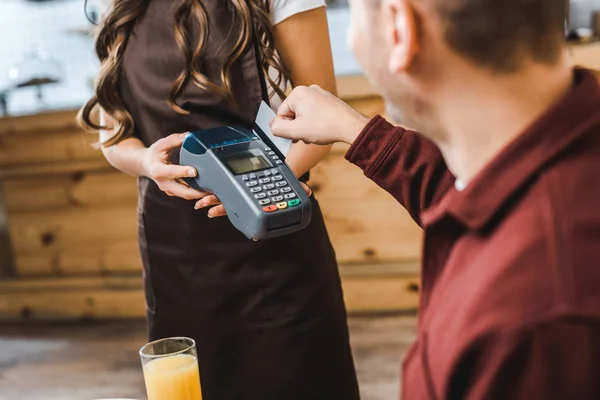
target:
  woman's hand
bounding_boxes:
[141,133,313,218]
[142,133,214,204]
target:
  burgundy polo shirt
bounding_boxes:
[345,68,600,399]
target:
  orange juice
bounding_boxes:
[143,354,202,400]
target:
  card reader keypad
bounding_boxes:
[241,167,302,213]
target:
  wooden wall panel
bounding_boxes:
[13,241,142,276]
[9,206,137,253]
[571,42,600,71]
[3,170,137,212]
[0,129,101,167]
[311,156,422,263]
[0,275,146,321]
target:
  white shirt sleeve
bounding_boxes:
[270,0,327,26]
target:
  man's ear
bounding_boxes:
[385,0,420,73]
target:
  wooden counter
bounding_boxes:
[0,43,598,322]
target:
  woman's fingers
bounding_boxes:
[153,132,186,152]
[161,180,207,200]
[194,194,221,210]
[300,182,313,197]
[194,195,226,217]
[194,196,226,217]
[152,163,197,180]
[207,205,226,218]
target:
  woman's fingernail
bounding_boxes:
[180,133,187,140]
[188,169,196,177]
[207,214,214,218]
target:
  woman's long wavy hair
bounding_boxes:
[78,0,291,147]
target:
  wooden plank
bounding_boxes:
[311,155,423,263]
[337,74,379,100]
[3,170,137,212]
[346,96,386,118]
[0,262,419,321]
[0,110,78,134]
[0,278,146,321]
[0,274,141,292]
[13,240,142,276]
[571,42,600,70]
[340,261,420,277]
[343,274,420,313]
[8,206,138,254]
[0,129,102,167]
[0,159,111,179]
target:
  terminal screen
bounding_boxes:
[225,149,272,174]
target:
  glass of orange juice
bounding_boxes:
[139,337,202,400]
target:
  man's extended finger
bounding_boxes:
[154,132,186,152]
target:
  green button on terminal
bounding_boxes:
[288,199,300,207]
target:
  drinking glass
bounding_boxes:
[139,337,202,400]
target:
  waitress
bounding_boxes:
[78,0,360,399]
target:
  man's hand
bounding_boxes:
[270,85,370,145]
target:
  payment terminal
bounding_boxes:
[179,105,311,241]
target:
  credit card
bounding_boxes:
[254,101,292,156]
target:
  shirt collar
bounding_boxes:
[422,68,600,231]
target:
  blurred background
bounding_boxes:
[0,0,598,399]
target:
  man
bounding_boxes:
[271,0,600,399]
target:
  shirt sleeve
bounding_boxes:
[345,115,455,227]
[450,321,600,400]
[270,0,326,26]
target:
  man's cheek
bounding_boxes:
[347,25,359,57]
[348,27,369,70]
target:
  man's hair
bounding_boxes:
[433,0,567,72]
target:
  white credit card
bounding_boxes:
[254,101,292,157]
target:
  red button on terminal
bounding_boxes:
[263,205,278,213]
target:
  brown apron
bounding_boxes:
[120,1,360,399]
